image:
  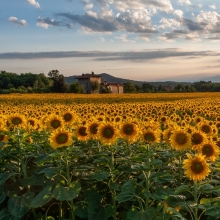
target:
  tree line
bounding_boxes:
[1,70,220,94]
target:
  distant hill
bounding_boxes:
[201,75,220,82]
[64,73,192,87]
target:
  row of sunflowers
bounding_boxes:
[1,93,220,219]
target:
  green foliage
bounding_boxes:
[69,82,85,93]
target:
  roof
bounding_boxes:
[75,73,101,79]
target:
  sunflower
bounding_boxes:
[26,117,39,130]
[119,122,139,143]
[141,128,160,144]
[197,122,213,136]
[97,123,118,145]
[45,114,64,130]
[170,129,191,151]
[198,141,219,162]
[87,121,99,139]
[191,130,208,150]
[8,113,26,128]
[49,128,73,149]
[74,125,89,141]
[183,154,210,181]
[163,128,173,144]
[62,110,77,125]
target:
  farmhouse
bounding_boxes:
[75,72,124,94]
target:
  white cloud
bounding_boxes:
[85,3,93,9]
[209,4,217,10]
[178,0,192,6]
[86,10,98,18]
[159,18,181,29]
[36,21,51,29]
[185,32,201,41]
[8,17,27,26]
[115,34,135,42]
[27,0,40,8]
[173,10,184,18]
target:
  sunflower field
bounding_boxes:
[1,93,220,220]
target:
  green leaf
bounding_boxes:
[151,172,175,183]
[30,185,53,208]
[52,181,81,201]
[0,185,6,204]
[199,184,214,193]
[151,187,174,200]
[174,185,190,194]
[38,167,60,179]
[127,208,139,220]
[92,171,110,181]
[8,192,34,218]
[115,192,135,202]
[204,207,220,217]
[130,208,156,220]
[115,179,136,202]
[0,173,15,185]
[93,205,114,220]
[166,195,186,207]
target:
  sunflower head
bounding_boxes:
[141,128,160,144]
[170,129,191,151]
[87,121,99,139]
[46,114,64,130]
[8,114,26,128]
[49,128,73,149]
[98,123,118,145]
[183,154,210,181]
[198,141,219,162]
[62,111,76,124]
[198,122,213,136]
[120,122,139,143]
[74,125,89,141]
[191,129,208,150]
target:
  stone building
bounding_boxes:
[75,72,101,94]
[75,72,123,94]
[101,81,124,94]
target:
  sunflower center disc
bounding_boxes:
[12,117,22,125]
[64,113,72,121]
[51,120,61,128]
[202,145,214,157]
[79,127,87,136]
[103,127,114,138]
[192,133,203,145]
[144,133,155,142]
[175,133,187,145]
[29,120,34,126]
[56,133,68,144]
[123,124,134,135]
[191,161,204,174]
[202,125,210,134]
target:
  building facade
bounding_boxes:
[75,72,124,94]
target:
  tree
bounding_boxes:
[134,84,143,93]
[48,70,68,93]
[142,83,154,93]
[123,82,137,93]
[92,81,99,92]
[69,82,85,93]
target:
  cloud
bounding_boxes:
[36,17,63,29]
[27,0,40,8]
[173,10,184,18]
[178,0,192,6]
[115,34,136,42]
[0,49,219,62]
[8,17,27,26]
[55,10,157,34]
[209,4,217,10]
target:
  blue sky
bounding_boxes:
[0,0,220,81]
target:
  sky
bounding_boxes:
[0,0,220,81]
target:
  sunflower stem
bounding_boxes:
[144,144,150,210]
[193,181,198,220]
[64,149,75,220]
[111,148,117,220]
